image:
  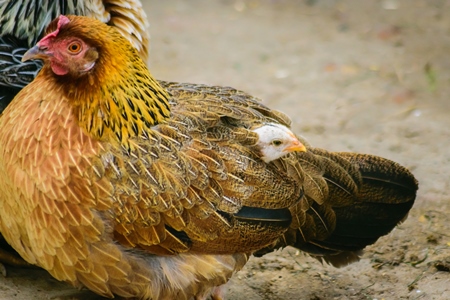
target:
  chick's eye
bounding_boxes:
[272,140,282,147]
[68,42,82,53]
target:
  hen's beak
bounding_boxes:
[22,45,47,62]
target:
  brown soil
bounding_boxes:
[1,0,449,299]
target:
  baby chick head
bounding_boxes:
[252,123,306,163]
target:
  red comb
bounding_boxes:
[38,15,70,45]
[57,15,70,29]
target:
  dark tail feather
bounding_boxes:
[255,151,418,267]
[305,152,417,266]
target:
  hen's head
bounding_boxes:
[252,123,307,163]
[22,15,171,147]
[22,15,108,77]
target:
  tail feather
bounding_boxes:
[255,151,418,268]
[312,152,416,256]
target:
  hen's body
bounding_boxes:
[0,14,417,300]
[0,0,149,112]
[0,66,300,300]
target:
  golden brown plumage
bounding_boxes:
[0,15,417,299]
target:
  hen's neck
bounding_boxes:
[56,47,170,150]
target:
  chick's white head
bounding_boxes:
[252,123,306,163]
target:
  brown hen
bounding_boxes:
[0,15,417,300]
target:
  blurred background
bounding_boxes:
[1,1,449,299]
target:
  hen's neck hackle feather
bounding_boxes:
[40,15,170,150]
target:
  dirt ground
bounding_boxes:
[1,0,450,299]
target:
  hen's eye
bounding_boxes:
[272,140,282,147]
[68,42,82,53]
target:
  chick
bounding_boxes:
[252,123,307,162]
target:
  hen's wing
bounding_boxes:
[110,81,303,255]
[158,81,417,257]
[161,81,417,267]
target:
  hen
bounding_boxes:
[0,0,149,113]
[0,15,417,300]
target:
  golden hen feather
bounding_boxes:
[0,15,418,300]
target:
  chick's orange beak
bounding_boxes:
[284,139,307,153]
[22,45,48,62]
[284,132,307,153]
